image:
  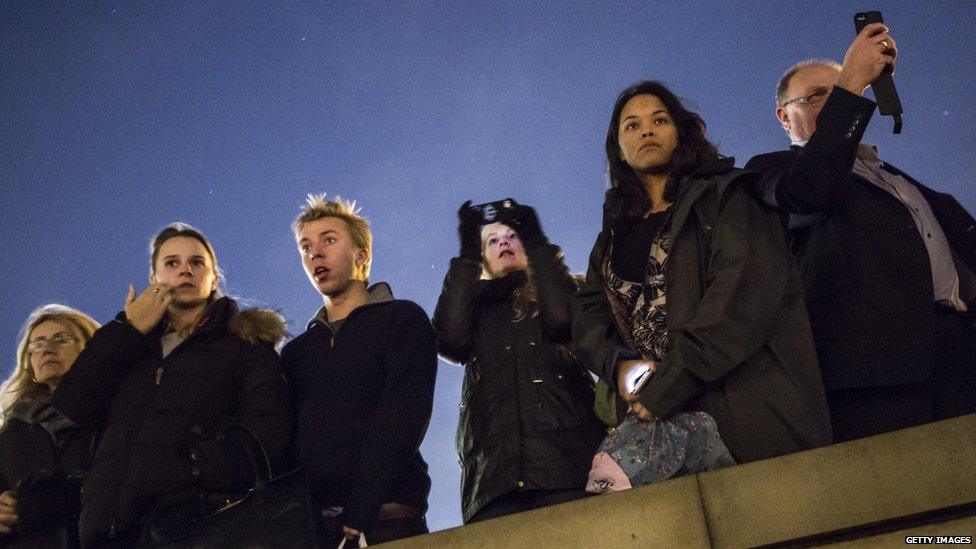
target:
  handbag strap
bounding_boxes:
[337,533,368,548]
[218,423,273,491]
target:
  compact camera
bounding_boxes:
[469,198,518,225]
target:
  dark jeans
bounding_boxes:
[467,489,591,524]
[828,307,976,443]
[317,515,428,548]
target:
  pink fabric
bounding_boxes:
[585,451,632,493]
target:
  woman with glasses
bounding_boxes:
[50,223,291,547]
[434,202,605,524]
[1,304,100,548]
[573,81,831,464]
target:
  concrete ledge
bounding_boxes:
[700,414,976,547]
[389,475,711,548]
[386,414,976,548]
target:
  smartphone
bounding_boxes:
[854,11,903,130]
[854,11,890,76]
[625,363,653,396]
[470,198,518,225]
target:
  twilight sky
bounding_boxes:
[2,1,974,531]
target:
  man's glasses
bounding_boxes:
[27,334,78,354]
[782,88,831,107]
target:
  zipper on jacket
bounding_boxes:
[155,366,164,385]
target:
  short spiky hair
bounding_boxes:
[776,59,842,106]
[292,193,373,278]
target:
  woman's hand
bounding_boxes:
[0,491,17,534]
[342,525,361,541]
[124,282,172,334]
[458,200,484,261]
[510,205,545,248]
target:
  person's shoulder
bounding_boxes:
[281,326,314,357]
[387,299,432,323]
[744,148,794,171]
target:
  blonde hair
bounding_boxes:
[480,222,538,321]
[1,304,100,425]
[292,193,373,280]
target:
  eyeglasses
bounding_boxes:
[782,88,831,107]
[27,334,78,354]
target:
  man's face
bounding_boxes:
[776,63,840,143]
[297,217,367,298]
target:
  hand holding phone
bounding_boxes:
[853,11,903,133]
[617,359,656,402]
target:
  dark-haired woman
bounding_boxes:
[573,81,831,464]
[51,223,291,547]
[434,204,605,524]
[0,305,100,548]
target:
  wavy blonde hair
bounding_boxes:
[480,222,538,321]
[0,304,100,426]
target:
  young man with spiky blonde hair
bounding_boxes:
[282,194,436,546]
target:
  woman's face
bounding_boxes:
[152,236,218,308]
[617,94,679,176]
[28,319,84,390]
[483,223,528,277]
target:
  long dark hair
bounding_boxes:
[605,81,721,221]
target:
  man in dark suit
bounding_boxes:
[746,22,976,442]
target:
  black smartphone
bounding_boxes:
[470,198,518,225]
[854,11,903,131]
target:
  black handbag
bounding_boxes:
[143,424,320,548]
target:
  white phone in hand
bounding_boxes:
[626,363,653,396]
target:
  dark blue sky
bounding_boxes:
[2,1,974,530]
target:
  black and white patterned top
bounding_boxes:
[604,209,674,362]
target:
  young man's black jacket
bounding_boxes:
[433,242,605,524]
[51,297,291,548]
[573,163,832,464]
[0,403,97,547]
[281,283,437,533]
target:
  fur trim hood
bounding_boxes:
[229,307,288,346]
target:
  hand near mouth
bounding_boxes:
[124,282,173,334]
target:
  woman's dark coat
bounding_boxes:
[51,297,291,548]
[0,409,97,547]
[573,165,832,463]
[434,242,605,523]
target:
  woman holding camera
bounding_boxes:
[51,223,291,547]
[434,202,605,524]
[573,81,831,464]
[0,305,100,548]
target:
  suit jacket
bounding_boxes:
[745,87,976,392]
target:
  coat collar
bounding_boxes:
[307,282,395,328]
[604,157,738,241]
[481,270,527,302]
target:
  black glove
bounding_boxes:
[510,205,547,249]
[458,200,483,261]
